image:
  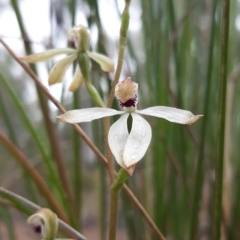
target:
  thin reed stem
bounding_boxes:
[107,0,131,108]
[214,0,230,239]
[108,169,128,240]
[69,0,82,226]
[10,0,76,223]
[190,0,218,238]
[103,117,115,183]
[0,131,69,224]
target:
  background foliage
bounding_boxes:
[0,0,238,239]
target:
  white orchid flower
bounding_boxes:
[20,25,114,92]
[57,77,203,175]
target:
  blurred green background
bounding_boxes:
[0,0,239,239]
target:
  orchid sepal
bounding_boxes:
[68,65,85,92]
[48,53,77,85]
[87,51,114,72]
[57,108,123,124]
[137,106,203,125]
[20,48,77,63]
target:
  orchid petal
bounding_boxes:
[108,113,129,171]
[123,113,152,168]
[87,51,114,72]
[137,106,203,125]
[57,108,123,124]
[68,66,85,92]
[48,53,77,85]
[20,48,77,63]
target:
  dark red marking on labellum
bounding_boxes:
[33,225,42,234]
[119,95,137,108]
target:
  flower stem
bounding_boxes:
[77,51,116,183]
[108,168,129,240]
[107,2,131,229]
[105,0,131,200]
[107,0,131,108]
[78,52,105,107]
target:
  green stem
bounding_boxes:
[190,0,218,238]
[70,1,82,225]
[104,0,131,210]
[77,32,115,187]
[0,131,69,224]
[107,0,131,108]
[214,0,230,239]
[108,168,129,240]
[73,90,82,224]
[78,52,105,107]
[167,0,182,108]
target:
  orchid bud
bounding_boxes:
[115,77,138,110]
[27,208,58,240]
[68,25,90,51]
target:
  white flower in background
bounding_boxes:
[57,77,203,175]
[20,25,114,91]
[27,208,58,240]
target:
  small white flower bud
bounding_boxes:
[27,208,58,240]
